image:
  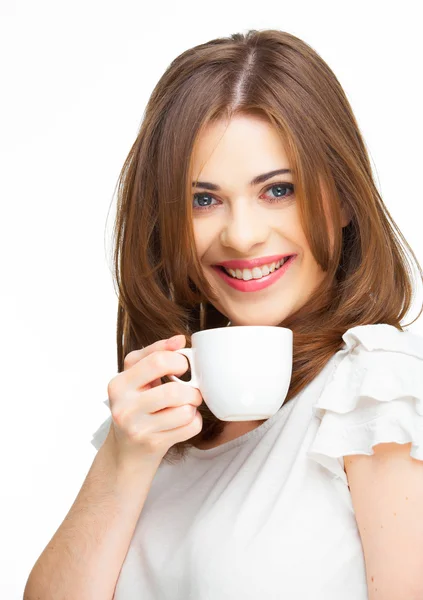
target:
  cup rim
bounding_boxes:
[192,325,292,340]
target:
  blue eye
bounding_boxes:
[192,182,295,212]
[192,192,218,210]
[265,183,295,202]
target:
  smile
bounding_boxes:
[212,255,296,292]
[223,256,289,280]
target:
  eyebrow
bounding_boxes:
[192,168,292,191]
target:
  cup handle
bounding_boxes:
[168,348,201,389]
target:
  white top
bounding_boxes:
[91,324,423,600]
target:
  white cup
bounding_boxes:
[168,326,293,421]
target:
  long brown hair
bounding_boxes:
[108,29,423,463]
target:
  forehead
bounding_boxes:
[191,115,291,182]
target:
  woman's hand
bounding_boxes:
[106,335,203,465]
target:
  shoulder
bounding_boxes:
[341,322,423,358]
[324,323,423,412]
[333,325,423,598]
[306,323,423,483]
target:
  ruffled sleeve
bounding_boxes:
[90,398,112,451]
[307,323,423,485]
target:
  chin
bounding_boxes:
[230,314,290,327]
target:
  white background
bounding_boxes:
[1,1,422,597]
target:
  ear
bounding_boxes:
[318,174,351,229]
[340,202,352,228]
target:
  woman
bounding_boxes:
[25,29,423,600]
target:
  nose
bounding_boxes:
[219,203,270,254]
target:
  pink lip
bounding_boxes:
[215,254,294,270]
[212,255,296,292]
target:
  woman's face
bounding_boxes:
[191,114,345,326]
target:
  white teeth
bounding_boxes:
[225,257,290,280]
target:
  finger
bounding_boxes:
[123,335,186,371]
[124,350,190,390]
[143,381,203,414]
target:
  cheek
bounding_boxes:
[192,222,208,256]
[284,210,324,269]
[279,211,308,251]
[192,221,220,274]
